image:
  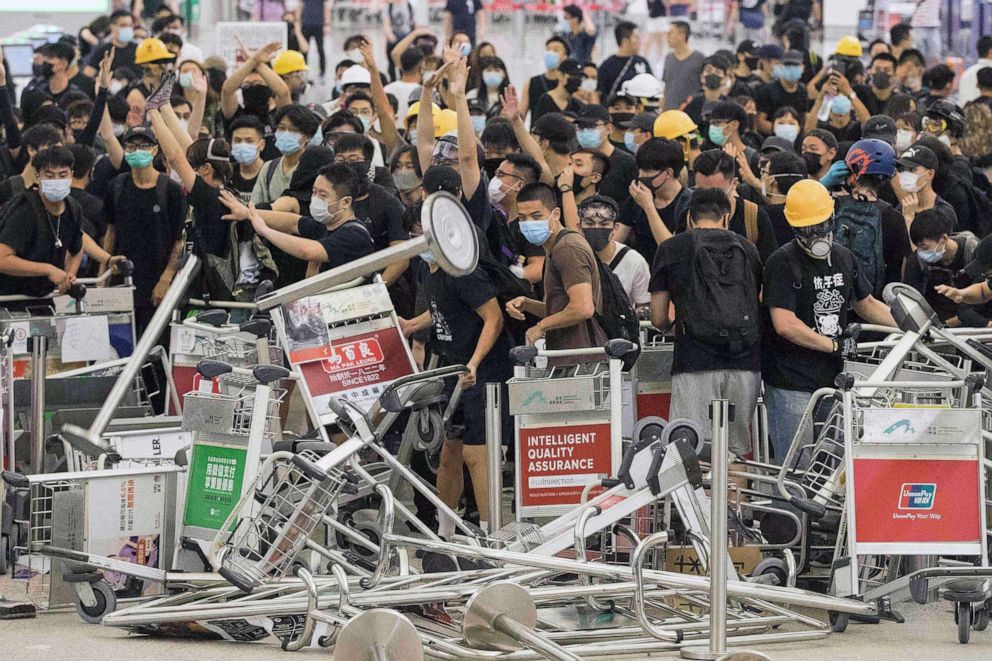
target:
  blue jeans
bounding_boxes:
[763,384,813,465]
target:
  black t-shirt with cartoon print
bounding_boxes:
[762,241,871,392]
[424,265,511,368]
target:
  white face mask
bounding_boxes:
[310,196,331,223]
[488,176,506,205]
[937,133,952,147]
[109,80,125,95]
[898,170,922,193]
[347,48,363,63]
[895,129,914,152]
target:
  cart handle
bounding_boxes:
[196,359,298,383]
[75,258,134,286]
[377,364,469,412]
[0,282,86,303]
[509,339,639,365]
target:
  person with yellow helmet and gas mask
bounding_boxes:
[653,109,701,173]
[761,179,895,463]
[125,37,176,124]
[272,50,310,103]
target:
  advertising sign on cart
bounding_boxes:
[517,421,613,510]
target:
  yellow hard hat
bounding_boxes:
[784,179,835,228]
[835,36,862,58]
[653,110,698,140]
[405,101,442,128]
[134,37,176,65]
[434,109,458,138]
[273,50,309,75]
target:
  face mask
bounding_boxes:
[124,149,154,169]
[831,95,852,115]
[898,170,921,193]
[871,71,891,89]
[937,133,952,147]
[358,116,371,133]
[335,79,344,93]
[564,77,581,94]
[420,250,436,264]
[231,142,259,165]
[896,129,914,152]
[483,71,505,88]
[519,218,551,245]
[40,178,71,202]
[113,122,126,137]
[109,80,125,95]
[624,131,638,153]
[178,119,189,134]
[797,231,833,259]
[242,85,273,112]
[576,127,602,149]
[471,115,486,134]
[459,42,472,57]
[782,65,804,82]
[347,48,363,63]
[275,130,302,155]
[407,129,417,145]
[708,125,728,146]
[611,112,634,125]
[703,73,723,90]
[543,51,560,70]
[393,170,420,192]
[40,62,55,79]
[918,247,945,264]
[483,157,502,179]
[118,27,134,45]
[488,175,506,205]
[310,196,331,223]
[580,78,597,92]
[178,72,194,88]
[582,227,612,252]
[346,160,370,180]
[774,123,799,142]
[802,151,824,175]
[745,56,759,70]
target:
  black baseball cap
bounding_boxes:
[737,39,759,55]
[608,92,638,107]
[806,128,839,150]
[760,136,795,153]
[782,50,804,65]
[897,144,938,171]
[558,58,583,77]
[963,234,992,279]
[123,125,158,145]
[621,111,658,131]
[862,115,897,144]
[575,104,611,127]
[757,44,783,60]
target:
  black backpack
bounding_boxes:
[476,252,533,346]
[682,230,761,355]
[594,254,641,371]
[832,196,886,299]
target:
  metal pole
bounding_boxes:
[60,255,201,458]
[486,383,503,534]
[29,335,46,473]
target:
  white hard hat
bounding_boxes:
[621,73,663,99]
[340,64,372,87]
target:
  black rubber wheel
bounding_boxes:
[73,580,116,624]
[753,558,788,587]
[973,607,989,632]
[958,602,972,644]
[351,521,381,559]
[829,610,849,633]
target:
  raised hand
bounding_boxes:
[189,67,208,97]
[219,189,251,221]
[97,47,115,93]
[448,58,469,97]
[501,85,520,122]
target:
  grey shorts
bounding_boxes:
[670,370,761,459]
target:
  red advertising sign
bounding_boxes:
[518,422,613,508]
[298,327,414,416]
[853,458,981,544]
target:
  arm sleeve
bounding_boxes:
[77,88,108,148]
[763,251,798,311]
[0,204,33,254]
[384,194,410,242]
[0,85,21,150]
[647,241,673,293]
[298,216,327,239]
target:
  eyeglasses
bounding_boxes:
[495,169,522,181]
[124,143,154,152]
[335,156,366,164]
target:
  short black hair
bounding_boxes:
[635,138,684,175]
[399,46,425,73]
[868,38,889,53]
[151,13,182,34]
[344,91,374,109]
[334,132,375,161]
[517,181,559,213]
[32,145,74,173]
[504,152,541,184]
[977,67,992,91]
[910,208,953,245]
[22,123,63,151]
[317,162,361,199]
[614,21,637,47]
[69,143,96,180]
[924,63,956,91]
[693,149,737,180]
[36,42,74,64]
[322,109,364,136]
[159,31,183,49]
[480,117,519,152]
[773,106,802,122]
[898,48,925,69]
[688,187,731,223]
[890,23,912,46]
[870,52,898,69]
[186,137,232,182]
[110,9,132,24]
[572,147,610,177]
[563,5,583,20]
[979,36,992,60]
[532,113,576,156]
[767,151,807,195]
[671,21,691,40]
[107,95,128,122]
[545,35,571,55]
[170,94,191,110]
[710,100,747,126]
[227,113,266,139]
[343,34,367,51]
[66,99,93,120]
[702,54,731,73]
[272,104,320,138]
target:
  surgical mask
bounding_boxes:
[178,119,189,133]
[519,218,551,245]
[898,170,921,193]
[336,79,344,93]
[420,250,436,264]
[109,80,125,95]
[178,72,194,89]
[831,95,852,115]
[624,131,638,153]
[776,64,803,82]
[871,71,891,89]
[459,42,472,57]
[393,170,420,192]
[918,247,945,264]
[797,231,833,259]
[576,127,601,149]
[774,123,799,142]
[582,227,612,252]
[275,130,302,155]
[40,178,72,202]
[580,78,597,92]
[471,115,486,134]
[708,125,727,146]
[359,116,371,133]
[347,48,363,63]
[937,133,952,147]
[543,51,560,70]
[703,73,723,90]
[112,122,126,137]
[310,196,331,223]
[482,71,504,88]
[896,129,914,152]
[802,152,824,175]
[124,149,154,169]
[118,27,134,45]
[488,176,506,204]
[231,142,259,165]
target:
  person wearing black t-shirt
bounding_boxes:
[443,0,485,44]
[400,217,512,539]
[83,11,141,78]
[220,163,375,275]
[755,51,809,135]
[523,37,570,121]
[0,147,83,301]
[596,21,652,102]
[762,180,895,463]
[853,53,898,116]
[904,209,981,324]
[532,58,586,124]
[760,150,806,246]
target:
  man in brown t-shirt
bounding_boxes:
[505,182,606,358]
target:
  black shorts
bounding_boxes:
[441,358,513,446]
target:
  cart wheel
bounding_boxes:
[972,607,989,632]
[752,557,788,587]
[909,576,930,605]
[351,520,381,559]
[958,602,972,644]
[73,580,116,624]
[829,611,849,633]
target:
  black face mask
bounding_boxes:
[744,56,759,70]
[32,62,43,79]
[564,77,582,94]
[802,152,824,175]
[582,227,612,252]
[871,71,891,89]
[610,112,635,126]
[71,128,83,143]
[242,85,273,113]
[483,157,502,179]
[40,62,55,80]
[346,160,370,180]
[703,74,723,90]
[639,174,664,190]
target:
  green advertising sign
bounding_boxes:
[183,443,246,531]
